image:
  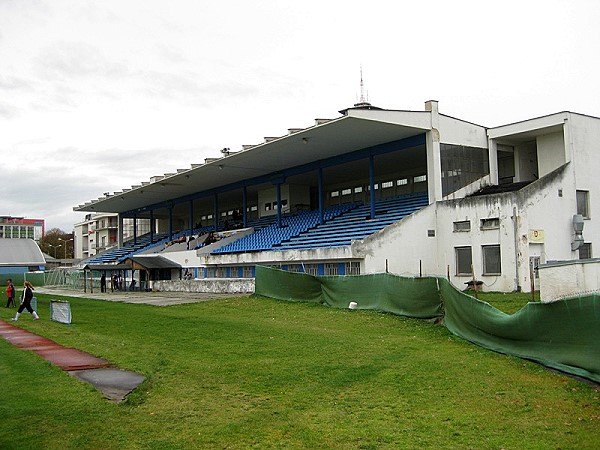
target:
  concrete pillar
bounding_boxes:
[488,138,499,185]
[118,214,124,248]
[425,100,443,203]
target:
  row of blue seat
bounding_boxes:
[213,204,356,254]
[80,214,282,265]
[81,231,171,265]
[274,192,429,250]
[212,193,428,254]
[81,193,428,262]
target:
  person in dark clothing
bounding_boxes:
[12,281,39,321]
[100,273,107,293]
[5,278,15,308]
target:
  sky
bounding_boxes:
[1,0,600,233]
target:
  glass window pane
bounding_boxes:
[482,245,501,275]
[455,247,472,275]
[576,190,589,218]
[579,243,592,259]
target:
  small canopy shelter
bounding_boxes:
[81,263,132,293]
[122,255,182,291]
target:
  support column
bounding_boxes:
[168,206,173,241]
[369,155,376,219]
[242,186,248,228]
[276,183,282,228]
[563,116,573,164]
[188,200,194,235]
[149,210,154,243]
[488,138,499,185]
[318,167,324,225]
[118,214,124,248]
[425,100,443,203]
[213,193,219,231]
[133,214,137,245]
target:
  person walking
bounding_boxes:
[12,281,40,321]
[5,279,15,308]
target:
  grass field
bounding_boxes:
[1,292,598,449]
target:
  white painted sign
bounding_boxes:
[529,229,545,243]
[50,300,71,324]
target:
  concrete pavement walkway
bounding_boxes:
[1,288,246,401]
[35,286,245,306]
[0,319,144,402]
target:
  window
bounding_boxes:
[480,218,500,230]
[345,262,361,275]
[440,144,490,196]
[287,264,302,273]
[243,266,253,278]
[330,191,339,198]
[342,188,352,196]
[354,186,363,193]
[453,220,471,232]
[455,247,472,276]
[482,245,501,275]
[579,243,592,259]
[264,203,271,211]
[414,175,427,183]
[397,178,408,186]
[304,264,318,276]
[576,190,589,218]
[325,263,338,275]
[381,181,394,189]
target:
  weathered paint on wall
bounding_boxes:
[153,278,255,294]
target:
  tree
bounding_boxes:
[39,229,74,259]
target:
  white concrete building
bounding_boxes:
[75,101,598,293]
[74,213,150,260]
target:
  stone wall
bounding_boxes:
[153,278,255,294]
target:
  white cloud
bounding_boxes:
[1,0,600,232]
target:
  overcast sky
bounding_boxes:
[2,0,599,233]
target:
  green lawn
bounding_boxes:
[465,289,538,314]
[1,293,598,449]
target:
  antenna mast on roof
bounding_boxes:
[354,65,371,108]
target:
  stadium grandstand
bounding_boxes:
[74,99,600,293]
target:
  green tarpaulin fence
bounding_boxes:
[255,266,600,383]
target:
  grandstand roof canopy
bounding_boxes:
[0,239,46,266]
[82,264,132,271]
[74,108,432,216]
[124,255,182,270]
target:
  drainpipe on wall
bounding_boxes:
[512,206,521,292]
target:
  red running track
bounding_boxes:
[0,320,111,371]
